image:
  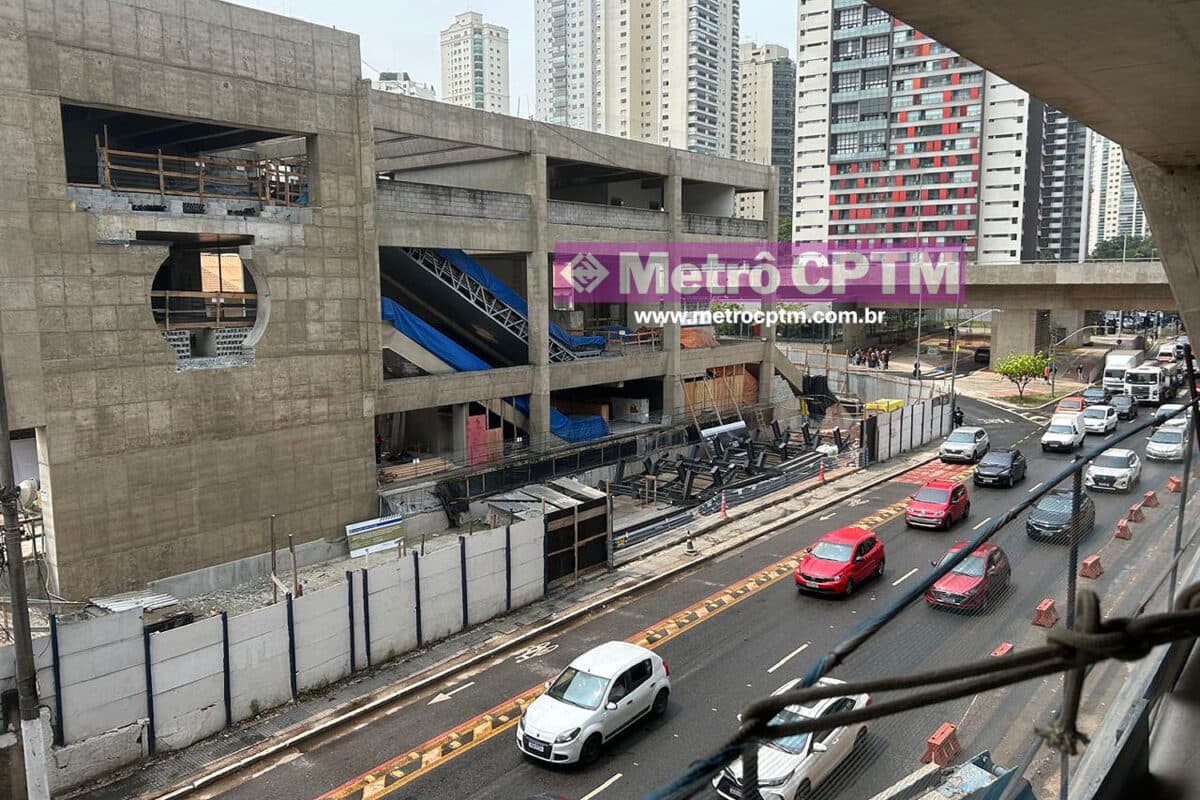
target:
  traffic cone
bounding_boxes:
[684,530,698,556]
[720,491,727,520]
[819,459,826,482]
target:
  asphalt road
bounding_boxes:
[203,396,1190,800]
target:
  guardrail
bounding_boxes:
[97,143,308,207]
[645,387,1200,800]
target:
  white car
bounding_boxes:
[1147,426,1189,461]
[517,641,670,764]
[1083,405,1118,434]
[1085,448,1142,492]
[1157,403,1192,432]
[939,426,989,463]
[713,677,870,800]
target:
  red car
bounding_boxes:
[794,527,885,596]
[905,479,970,530]
[925,541,1012,610]
[1055,396,1086,413]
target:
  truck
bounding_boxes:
[1124,360,1179,405]
[1103,349,1146,392]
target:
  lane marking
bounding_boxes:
[972,516,993,531]
[581,773,623,800]
[1027,481,1044,494]
[767,642,811,674]
[316,460,963,800]
[891,568,919,587]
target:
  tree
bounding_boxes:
[778,216,792,243]
[993,352,1053,399]
[1090,235,1158,260]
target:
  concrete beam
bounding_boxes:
[376,211,533,252]
[376,367,536,414]
[1126,154,1200,339]
[991,308,1042,362]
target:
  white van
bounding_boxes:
[1041,412,1086,452]
[1156,343,1177,363]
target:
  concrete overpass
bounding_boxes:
[873,0,1200,347]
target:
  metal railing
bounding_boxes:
[97,144,308,207]
[646,386,1200,800]
[149,290,258,330]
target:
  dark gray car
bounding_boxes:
[1026,490,1097,542]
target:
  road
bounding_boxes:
[199,396,1188,800]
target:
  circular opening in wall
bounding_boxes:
[150,245,267,368]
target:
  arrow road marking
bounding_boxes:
[768,642,811,674]
[1027,481,1044,494]
[818,512,838,521]
[428,682,475,705]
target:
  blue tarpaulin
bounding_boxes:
[435,249,607,351]
[382,298,609,443]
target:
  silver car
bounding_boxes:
[939,426,989,463]
[1085,448,1142,492]
[1146,427,1188,461]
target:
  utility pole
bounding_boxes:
[0,352,51,800]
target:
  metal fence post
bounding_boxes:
[504,525,513,612]
[360,568,372,669]
[48,615,64,747]
[142,629,156,754]
[285,593,298,700]
[459,536,469,629]
[220,612,232,728]
[412,551,423,647]
[346,571,356,674]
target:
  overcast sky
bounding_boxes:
[230,0,798,115]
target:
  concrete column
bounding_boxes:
[991,308,1040,363]
[525,143,552,444]
[1126,153,1200,338]
[1052,310,1087,343]
[452,403,469,456]
[660,165,684,424]
[837,303,869,351]
[759,166,780,405]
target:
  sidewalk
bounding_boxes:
[68,446,943,800]
[952,370,1089,409]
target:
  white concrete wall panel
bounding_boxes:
[416,545,464,644]
[509,517,545,608]
[150,616,224,751]
[364,558,419,663]
[293,584,352,692]
[227,603,292,722]
[465,528,508,626]
[56,609,146,743]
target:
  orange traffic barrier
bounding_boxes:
[1115,518,1132,539]
[1167,476,1183,493]
[991,642,1014,658]
[720,491,727,520]
[921,723,962,767]
[819,459,826,482]
[1080,555,1103,579]
[1128,503,1144,523]
[1142,490,1160,508]
[1033,598,1060,628]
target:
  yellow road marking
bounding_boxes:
[317,468,951,800]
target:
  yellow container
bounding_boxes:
[865,398,904,413]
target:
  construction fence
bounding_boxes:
[864,393,954,463]
[0,518,545,771]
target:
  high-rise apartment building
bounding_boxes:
[376,71,437,101]
[534,0,740,157]
[440,12,510,114]
[1087,131,1150,255]
[1038,107,1089,261]
[736,43,795,224]
[792,0,1041,262]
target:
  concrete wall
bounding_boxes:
[0,0,380,597]
[390,155,530,193]
[150,615,224,751]
[416,544,463,643]
[873,396,954,462]
[227,603,292,721]
[465,527,508,625]
[548,200,669,232]
[682,182,737,216]
[293,583,351,691]
[510,517,544,607]
[375,180,531,222]
[57,608,146,743]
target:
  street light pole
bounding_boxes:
[0,352,51,800]
[950,308,1001,414]
[1050,325,1101,397]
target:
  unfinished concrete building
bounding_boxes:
[0,0,798,598]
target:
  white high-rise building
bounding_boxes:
[736,43,794,222]
[440,12,510,114]
[376,72,437,101]
[534,0,739,157]
[1087,131,1150,255]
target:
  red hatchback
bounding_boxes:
[794,527,885,597]
[925,541,1012,611]
[1056,396,1086,413]
[905,480,970,530]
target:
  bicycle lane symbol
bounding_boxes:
[514,642,559,664]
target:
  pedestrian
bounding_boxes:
[1077,364,1084,382]
[375,432,383,462]
[867,350,877,369]
[1043,364,1050,382]
[881,349,889,369]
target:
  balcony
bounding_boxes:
[831,85,890,103]
[832,20,892,39]
[548,199,669,232]
[682,213,768,238]
[831,53,891,72]
[830,116,889,134]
